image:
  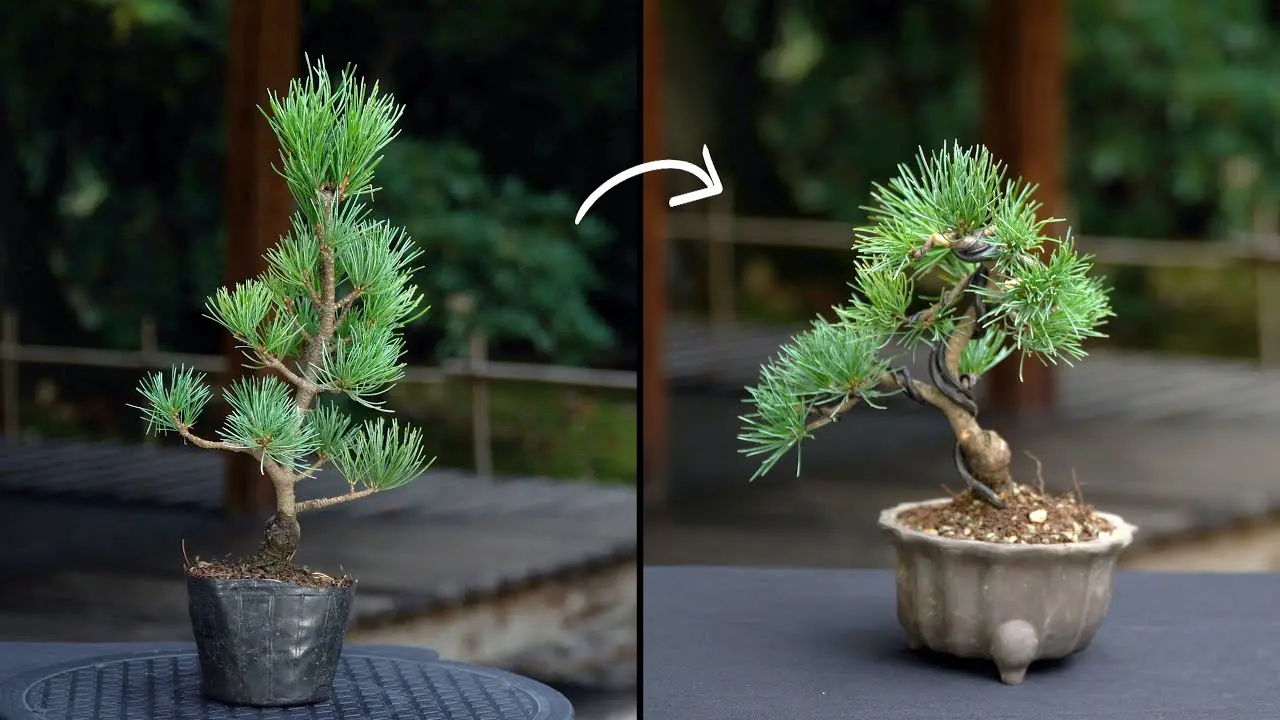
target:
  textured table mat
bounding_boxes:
[643,567,1280,720]
[0,643,572,720]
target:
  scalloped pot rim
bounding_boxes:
[878,498,1136,553]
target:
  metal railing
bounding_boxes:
[0,309,636,477]
[668,203,1280,366]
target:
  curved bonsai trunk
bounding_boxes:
[885,302,1015,503]
[246,463,302,571]
[249,511,301,570]
[956,423,1014,493]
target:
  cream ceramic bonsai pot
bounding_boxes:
[878,499,1136,685]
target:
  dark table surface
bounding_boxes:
[643,566,1280,720]
[0,642,572,720]
[0,641,411,682]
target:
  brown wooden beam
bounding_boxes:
[222,0,300,516]
[642,0,669,509]
[981,0,1066,414]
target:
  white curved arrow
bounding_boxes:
[575,145,723,225]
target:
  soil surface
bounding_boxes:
[898,483,1114,545]
[186,558,354,589]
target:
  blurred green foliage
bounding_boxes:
[0,0,636,368]
[373,139,614,365]
[686,0,1280,357]
[389,380,637,486]
[705,0,1280,242]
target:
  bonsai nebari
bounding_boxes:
[739,144,1112,512]
[133,60,432,577]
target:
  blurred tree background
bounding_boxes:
[0,0,637,482]
[668,0,1280,358]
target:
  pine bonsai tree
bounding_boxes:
[132,59,433,575]
[739,144,1112,509]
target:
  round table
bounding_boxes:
[0,643,572,720]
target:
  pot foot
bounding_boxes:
[997,663,1028,685]
[991,619,1039,686]
[906,635,923,651]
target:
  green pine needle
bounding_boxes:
[130,366,213,436]
[306,401,354,462]
[206,280,274,347]
[737,319,895,479]
[314,322,407,410]
[220,375,320,474]
[332,418,435,491]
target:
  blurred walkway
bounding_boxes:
[645,385,1280,570]
[666,319,1280,423]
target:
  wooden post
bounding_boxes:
[223,0,301,515]
[1,310,17,440]
[981,0,1065,414]
[643,0,669,509]
[707,189,735,383]
[470,332,494,478]
[1251,204,1280,366]
[140,317,158,447]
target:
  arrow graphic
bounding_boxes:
[575,145,722,225]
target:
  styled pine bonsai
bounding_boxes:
[739,144,1112,518]
[132,60,432,579]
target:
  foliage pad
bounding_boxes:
[739,143,1112,480]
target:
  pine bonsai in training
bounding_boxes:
[133,60,433,583]
[739,144,1114,541]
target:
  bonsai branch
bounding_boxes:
[907,267,982,328]
[300,456,329,479]
[295,486,378,513]
[176,424,249,453]
[280,298,313,344]
[337,288,362,311]
[910,227,995,260]
[254,348,319,393]
[302,277,323,308]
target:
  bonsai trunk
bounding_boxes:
[886,301,1015,499]
[932,305,1015,496]
[248,468,301,571]
[952,415,1014,493]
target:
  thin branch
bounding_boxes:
[802,373,903,432]
[911,231,956,260]
[337,287,362,311]
[907,268,979,328]
[301,277,323,308]
[280,298,313,344]
[177,424,249,453]
[804,394,861,432]
[335,303,354,335]
[254,348,319,393]
[295,486,378,513]
[299,456,329,479]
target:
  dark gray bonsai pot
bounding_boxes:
[187,576,356,707]
[879,499,1135,685]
